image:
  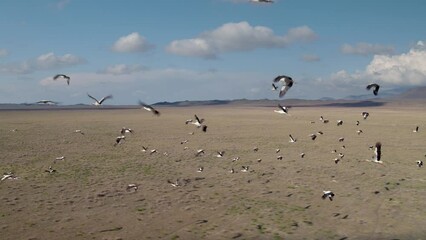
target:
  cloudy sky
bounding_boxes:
[0,0,425,104]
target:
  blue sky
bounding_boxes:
[0,0,425,104]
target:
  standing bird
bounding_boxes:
[273,75,294,98]
[413,126,419,133]
[366,83,380,96]
[139,101,160,116]
[322,191,335,201]
[309,133,317,141]
[53,74,70,85]
[87,93,113,106]
[120,127,134,135]
[337,120,343,126]
[370,142,383,163]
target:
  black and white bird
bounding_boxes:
[416,160,423,167]
[197,167,204,172]
[274,104,290,115]
[300,153,305,158]
[216,151,225,158]
[141,146,148,152]
[338,137,344,142]
[53,74,70,85]
[37,100,58,105]
[126,184,138,192]
[195,149,205,157]
[356,120,360,126]
[74,129,84,135]
[253,147,259,152]
[114,136,126,146]
[55,156,65,161]
[1,172,18,181]
[251,0,274,3]
[273,75,294,98]
[87,93,113,106]
[337,120,343,126]
[309,133,317,140]
[150,149,157,155]
[320,116,329,123]
[120,127,133,135]
[277,155,283,160]
[366,83,380,96]
[275,148,281,153]
[322,191,335,201]
[413,126,419,133]
[369,142,383,163]
[241,166,250,173]
[168,179,181,187]
[362,112,370,120]
[289,134,297,143]
[357,129,363,135]
[45,166,56,174]
[188,115,207,132]
[139,101,160,116]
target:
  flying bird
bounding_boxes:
[362,112,370,120]
[273,75,294,98]
[120,127,134,135]
[197,167,204,173]
[309,133,317,140]
[337,120,343,126]
[126,184,138,192]
[1,172,18,181]
[37,100,58,105]
[139,101,160,116]
[87,93,113,106]
[357,130,363,135]
[289,134,297,143]
[300,153,305,158]
[53,74,70,85]
[195,149,205,157]
[338,137,344,142]
[45,166,56,174]
[322,191,335,201]
[274,104,290,115]
[74,129,84,135]
[114,136,125,146]
[216,151,225,158]
[320,116,329,123]
[356,120,360,126]
[241,166,250,173]
[251,0,274,3]
[188,114,207,132]
[416,160,423,168]
[366,83,380,96]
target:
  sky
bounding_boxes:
[0,0,425,105]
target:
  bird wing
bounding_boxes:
[53,74,64,80]
[285,78,294,87]
[279,85,291,98]
[87,93,99,103]
[99,95,113,104]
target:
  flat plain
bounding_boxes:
[0,104,425,240]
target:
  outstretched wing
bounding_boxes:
[87,93,99,103]
[99,95,113,104]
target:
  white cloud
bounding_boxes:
[111,32,154,53]
[341,42,394,56]
[99,64,147,75]
[0,49,8,57]
[0,52,85,74]
[327,41,426,89]
[302,54,320,62]
[166,22,317,59]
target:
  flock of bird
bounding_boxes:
[3,69,424,205]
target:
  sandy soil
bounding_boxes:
[0,105,425,239]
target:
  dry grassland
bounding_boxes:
[0,105,425,239]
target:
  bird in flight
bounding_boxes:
[367,142,383,164]
[114,136,126,146]
[250,0,274,3]
[187,114,207,132]
[273,75,294,98]
[289,134,297,143]
[274,104,290,115]
[87,93,113,106]
[120,127,133,135]
[413,126,419,133]
[37,100,58,105]
[366,83,380,96]
[139,101,160,116]
[416,160,423,168]
[53,74,70,85]
[362,112,370,120]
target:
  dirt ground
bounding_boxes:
[0,105,425,239]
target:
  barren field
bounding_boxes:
[0,105,425,240]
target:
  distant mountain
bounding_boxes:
[393,86,426,99]
[345,86,410,100]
